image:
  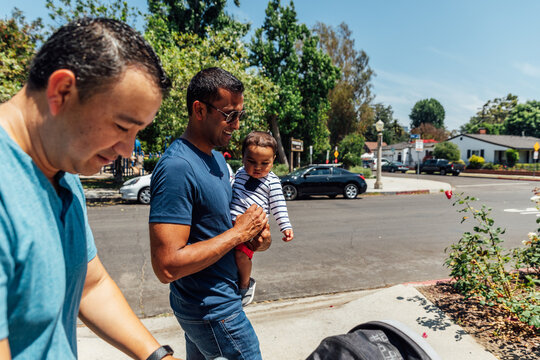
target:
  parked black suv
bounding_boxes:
[419,159,464,176]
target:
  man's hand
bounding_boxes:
[234,204,268,241]
[245,223,272,252]
[282,228,294,242]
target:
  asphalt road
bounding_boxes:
[87,174,539,317]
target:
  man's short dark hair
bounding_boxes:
[27,17,171,101]
[242,131,277,157]
[186,67,244,115]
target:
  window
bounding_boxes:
[310,168,331,175]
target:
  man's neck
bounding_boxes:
[0,89,60,181]
[181,126,213,155]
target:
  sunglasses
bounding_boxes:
[199,100,246,124]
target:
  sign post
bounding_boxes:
[415,139,423,174]
[534,142,539,177]
[290,138,304,172]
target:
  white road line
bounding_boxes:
[456,182,527,188]
[504,208,540,216]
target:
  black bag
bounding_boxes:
[306,320,441,360]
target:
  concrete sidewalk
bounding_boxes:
[77,284,496,360]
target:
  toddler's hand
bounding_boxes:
[282,229,294,242]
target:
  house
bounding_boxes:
[375,140,438,167]
[447,134,540,164]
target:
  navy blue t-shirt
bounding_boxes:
[149,138,241,321]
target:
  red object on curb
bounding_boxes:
[422,332,428,338]
[445,190,452,199]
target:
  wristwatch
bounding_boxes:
[146,345,174,360]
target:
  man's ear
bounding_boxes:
[192,100,207,121]
[46,69,77,116]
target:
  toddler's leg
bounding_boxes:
[235,249,252,289]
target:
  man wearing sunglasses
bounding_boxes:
[149,67,271,360]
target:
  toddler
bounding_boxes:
[230,131,294,306]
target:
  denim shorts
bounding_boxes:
[176,311,262,360]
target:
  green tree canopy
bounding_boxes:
[250,0,339,166]
[460,94,518,134]
[364,103,407,145]
[147,0,247,38]
[313,22,374,146]
[433,142,460,161]
[338,132,365,169]
[504,100,540,138]
[409,98,445,129]
[0,9,43,102]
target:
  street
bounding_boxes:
[87,175,540,317]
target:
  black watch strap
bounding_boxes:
[146,345,174,360]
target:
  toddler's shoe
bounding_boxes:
[240,278,256,307]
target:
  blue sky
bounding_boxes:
[3,0,540,131]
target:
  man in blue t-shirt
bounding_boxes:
[0,18,179,360]
[150,68,272,360]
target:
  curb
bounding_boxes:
[364,189,430,196]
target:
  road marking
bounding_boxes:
[456,182,527,188]
[504,207,540,216]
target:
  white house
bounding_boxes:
[447,134,540,164]
[376,140,438,167]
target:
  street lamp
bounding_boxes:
[374,120,384,189]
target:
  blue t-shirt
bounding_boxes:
[149,138,241,321]
[0,127,97,359]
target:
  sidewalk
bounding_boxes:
[77,284,496,359]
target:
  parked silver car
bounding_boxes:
[119,174,152,204]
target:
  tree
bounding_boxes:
[143,22,277,156]
[313,22,374,146]
[363,104,407,145]
[433,142,460,161]
[147,0,247,38]
[338,133,365,169]
[504,101,540,138]
[409,98,445,129]
[250,0,339,166]
[410,123,448,142]
[460,94,518,134]
[0,9,43,102]
[45,0,141,29]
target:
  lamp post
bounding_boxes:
[374,120,384,189]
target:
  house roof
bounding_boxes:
[381,141,437,151]
[364,141,387,152]
[448,134,540,150]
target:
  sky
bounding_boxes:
[2,0,540,132]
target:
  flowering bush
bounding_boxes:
[445,193,539,330]
[467,155,485,169]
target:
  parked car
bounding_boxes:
[120,163,233,205]
[419,159,465,176]
[280,164,367,200]
[381,161,409,173]
[120,174,152,204]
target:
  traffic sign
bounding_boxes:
[415,139,423,151]
[535,151,539,160]
[534,142,539,152]
[334,150,339,158]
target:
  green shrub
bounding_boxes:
[482,162,494,170]
[272,163,289,177]
[468,155,485,169]
[433,142,461,161]
[350,166,373,178]
[143,157,159,173]
[506,149,519,168]
[227,160,243,173]
[342,153,362,169]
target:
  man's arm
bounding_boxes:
[0,338,10,359]
[79,256,180,360]
[150,204,268,284]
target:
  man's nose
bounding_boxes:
[113,132,138,158]
[229,117,240,130]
